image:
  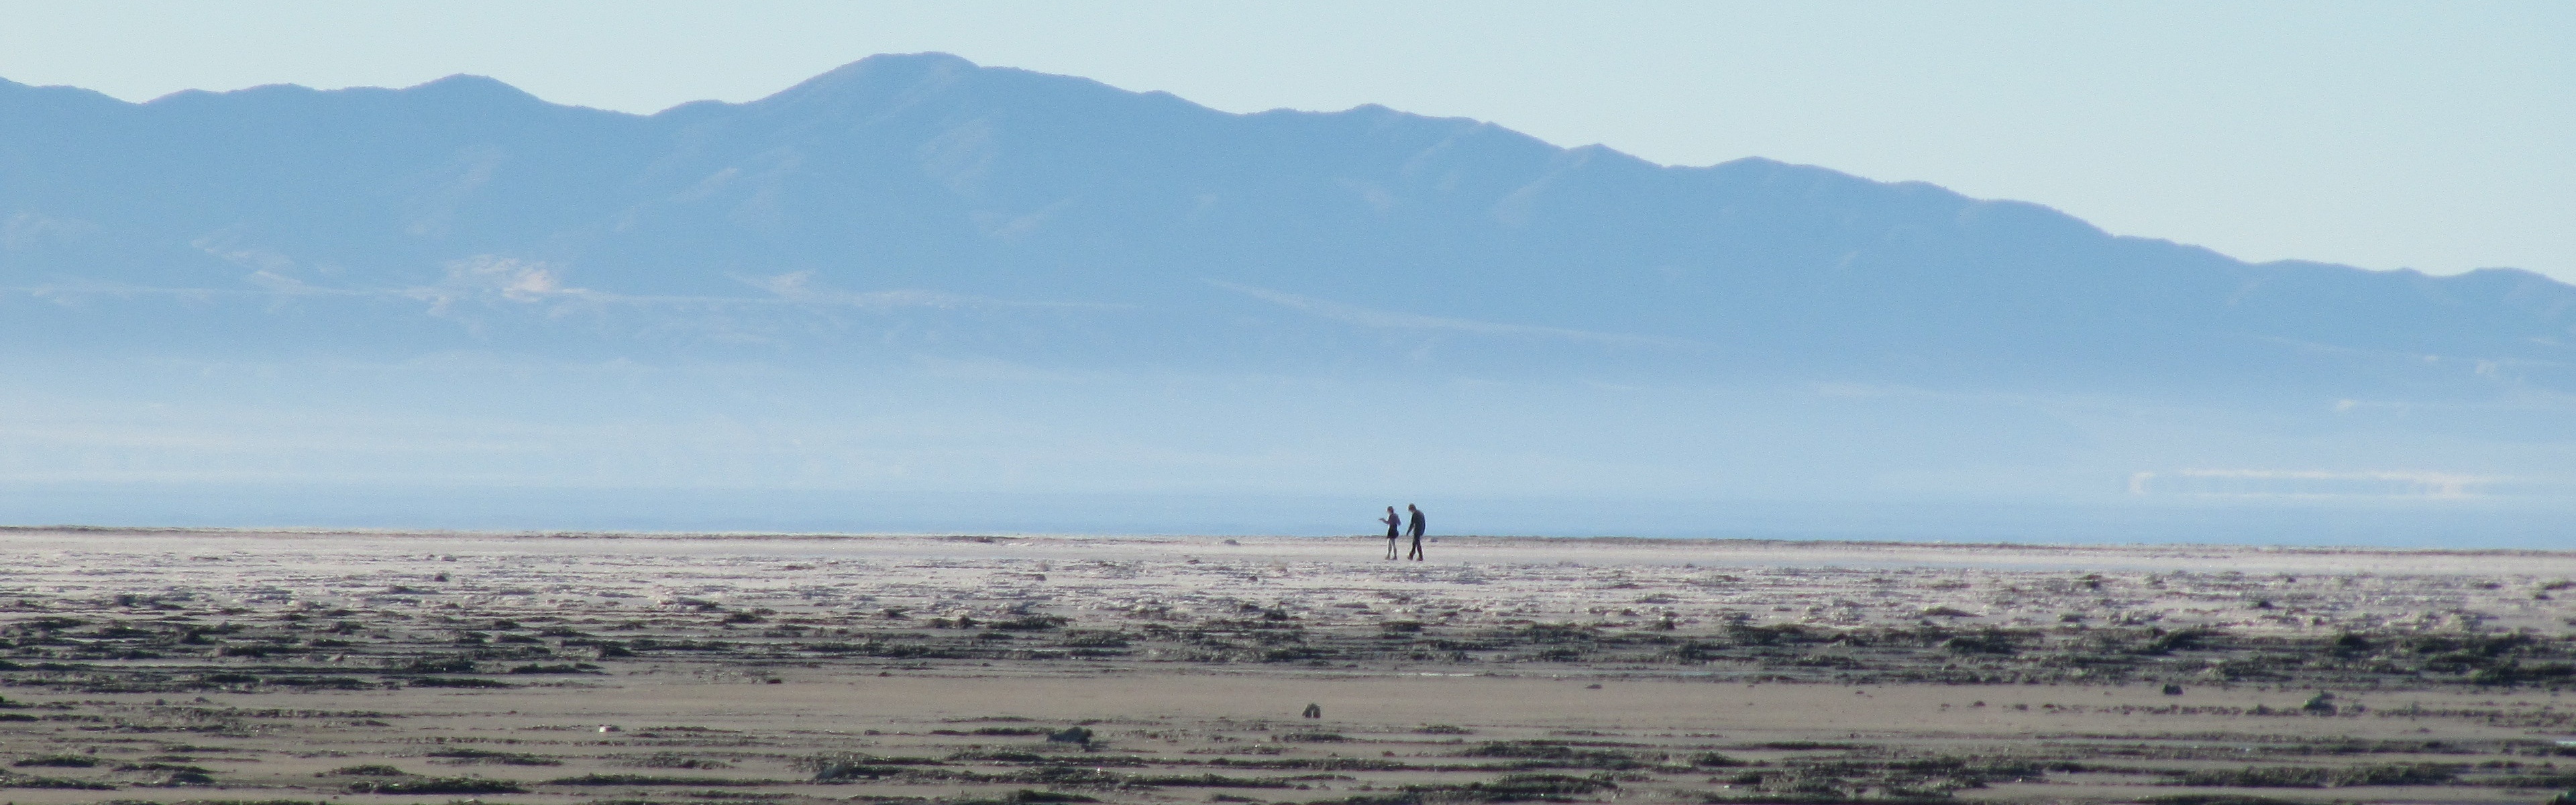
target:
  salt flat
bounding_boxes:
[0,529,2571,804]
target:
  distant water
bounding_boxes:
[0,481,2565,549]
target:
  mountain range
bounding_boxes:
[1,52,2568,537]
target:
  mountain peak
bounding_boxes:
[387,73,576,113]
[837,51,983,76]
[130,73,552,115]
[402,73,537,99]
[756,52,983,106]
[0,76,127,113]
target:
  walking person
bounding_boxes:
[1379,506,1402,559]
[1405,504,1427,561]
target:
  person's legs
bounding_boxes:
[1407,536,1423,560]
[1386,537,1398,559]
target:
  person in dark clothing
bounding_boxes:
[1380,506,1402,559]
[1405,504,1426,560]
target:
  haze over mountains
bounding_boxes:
[1,53,2569,541]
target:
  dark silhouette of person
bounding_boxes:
[1380,506,1402,559]
[1405,504,1427,560]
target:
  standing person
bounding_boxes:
[1405,504,1427,561]
[1379,506,1402,559]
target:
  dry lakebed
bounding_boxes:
[1,528,2573,805]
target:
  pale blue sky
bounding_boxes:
[3,1,2567,281]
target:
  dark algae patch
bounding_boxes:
[341,777,527,794]
[546,774,789,787]
[2163,763,2463,788]
[1320,773,1615,804]
[427,747,563,765]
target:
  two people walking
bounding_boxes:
[1379,504,1426,560]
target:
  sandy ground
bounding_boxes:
[1,529,2573,804]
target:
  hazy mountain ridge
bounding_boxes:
[5,51,2569,398]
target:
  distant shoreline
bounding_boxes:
[5,527,2571,572]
